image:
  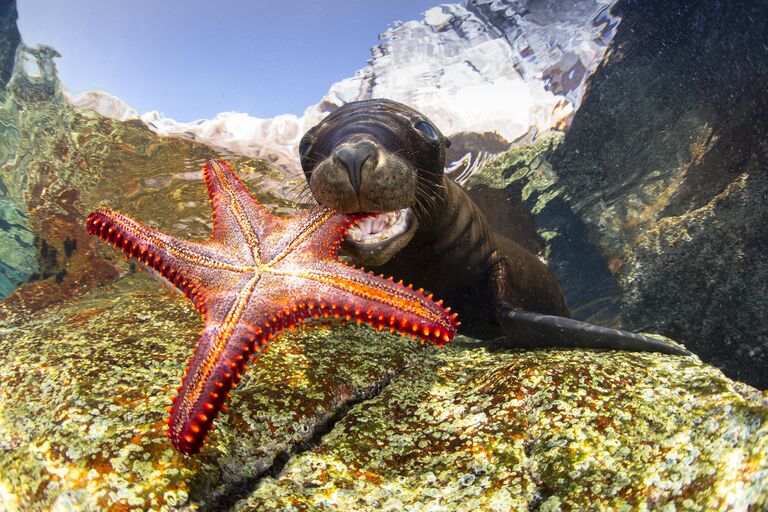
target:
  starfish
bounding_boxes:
[86,159,457,455]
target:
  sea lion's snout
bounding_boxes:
[308,135,418,265]
[306,133,417,214]
[333,141,377,194]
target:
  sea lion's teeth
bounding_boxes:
[345,208,410,244]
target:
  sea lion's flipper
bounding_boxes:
[495,309,691,356]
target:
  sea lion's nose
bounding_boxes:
[334,142,377,194]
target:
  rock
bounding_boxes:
[622,171,768,384]
[235,339,768,511]
[0,0,19,89]
[2,273,767,510]
[0,274,423,510]
[547,0,768,387]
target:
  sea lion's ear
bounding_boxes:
[444,138,452,148]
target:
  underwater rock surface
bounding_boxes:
[0,274,424,510]
[237,343,768,511]
[548,0,768,388]
[1,273,766,510]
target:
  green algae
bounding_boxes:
[0,273,425,511]
[236,341,768,511]
[464,133,563,196]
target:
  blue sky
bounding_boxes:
[17,1,440,120]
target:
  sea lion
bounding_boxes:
[298,99,689,355]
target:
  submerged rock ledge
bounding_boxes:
[0,273,766,510]
[0,274,423,511]
[239,344,768,511]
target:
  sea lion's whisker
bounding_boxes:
[296,188,317,205]
[287,181,316,205]
[284,180,307,198]
[412,191,436,221]
[413,177,440,214]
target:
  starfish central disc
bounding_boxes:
[86,159,458,455]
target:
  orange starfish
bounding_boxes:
[86,160,457,455]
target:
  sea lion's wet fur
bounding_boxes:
[300,99,690,355]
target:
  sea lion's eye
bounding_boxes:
[414,120,438,140]
[299,137,312,159]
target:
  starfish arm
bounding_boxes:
[261,206,357,263]
[203,159,280,261]
[86,208,249,313]
[167,280,300,455]
[269,261,459,345]
[168,319,261,455]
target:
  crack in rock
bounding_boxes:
[199,367,405,512]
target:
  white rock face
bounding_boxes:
[65,89,138,122]
[65,0,619,169]
[139,110,309,166]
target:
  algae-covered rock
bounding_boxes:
[0,273,424,510]
[0,43,304,313]
[4,271,767,511]
[237,341,768,511]
[622,171,768,384]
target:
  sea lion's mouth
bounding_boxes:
[342,208,418,266]
[348,208,410,243]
